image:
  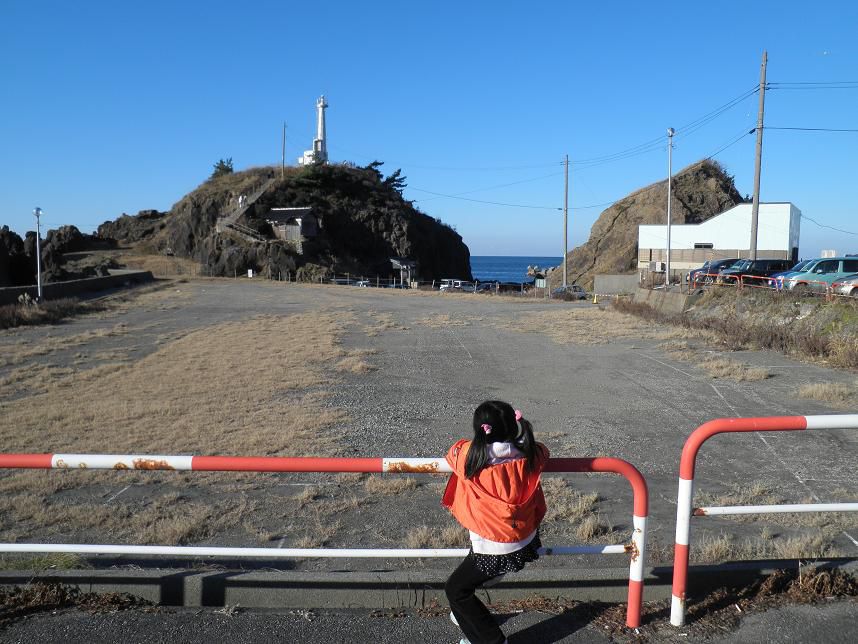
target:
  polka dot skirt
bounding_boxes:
[472,532,542,577]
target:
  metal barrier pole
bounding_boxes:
[670,414,858,626]
[0,453,649,628]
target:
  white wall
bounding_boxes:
[638,203,800,251]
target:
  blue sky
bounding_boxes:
[2,1,856,257]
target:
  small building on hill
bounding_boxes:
[637,202,801,274]
[266,207,319,254]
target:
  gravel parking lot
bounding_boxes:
[1,278,856,571]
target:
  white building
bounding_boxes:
[298,96,329,166]
[638,202,801,272]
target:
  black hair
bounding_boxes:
[464,400,539,479]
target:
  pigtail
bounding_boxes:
[464,430,490,479]
[465,400,540,478]
[514,416,539,472]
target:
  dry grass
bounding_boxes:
[292,507,341,548]
[335,355,377,374]
[414,313,471,329]
[0,313,349,456]
[365,312,408,335]
[405,524,468,548]
[796,382,857,408]
[496,308,700,346]
[541,479,615,543]
[692,529,842,563]
[701,356,771,381]
[0,298,106,330]
[0,311,364,548]
[0,324,129,368]
[364,476,418,496]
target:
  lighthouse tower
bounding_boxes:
[299,96,329,166]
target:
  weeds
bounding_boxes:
[0,298,106,330]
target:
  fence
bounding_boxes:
[688,272,858,301]
[0,453,649,628]
[670,414,858,626]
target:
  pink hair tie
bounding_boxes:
[481,423,492,435]
[514,409,523,422]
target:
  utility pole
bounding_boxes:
[750,50,768,261]
[33,207,43,301]
[281,121,287,179]
[666,128,675,289]
[563,154,569,288]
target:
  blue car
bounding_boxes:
[768,259,812,290]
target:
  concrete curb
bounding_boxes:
[1,559,855,608]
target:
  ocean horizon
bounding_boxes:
[470,256,562,284]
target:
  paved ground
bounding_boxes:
[1,278,857,640]
[1,601,856,643]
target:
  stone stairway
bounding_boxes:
[215,176,278,242]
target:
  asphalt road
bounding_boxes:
[2,601,857,643]
[1,278,857,641]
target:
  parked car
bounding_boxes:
[440,279,471,292]
[355,280,370,287]
[768,259,813,289]
[552,284,587,301]
[785,257,858,293]
[687,258,743,286]
[717,258,794,285]
[833,274,858,297]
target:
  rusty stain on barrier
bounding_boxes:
[113,463,129,470]
[624,540,640,562]
[692,508,708,516]
[385,461,440,473]
[55,459,68,469]
[132,458,174,471]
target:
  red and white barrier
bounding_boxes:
[0,453,648,628]
[671,414,858,626]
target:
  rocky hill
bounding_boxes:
[97,163,472,281]
[550,160,743,290]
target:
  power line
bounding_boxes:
[705,125,756,160]
[765,126,858,132]
[414,171,564,203]
[410,187,561,210]
[768,81,858,90]
[801,214,858,237]
[570,86,759,168]
[328,145,562,172]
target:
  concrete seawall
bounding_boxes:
[0,270,154,306]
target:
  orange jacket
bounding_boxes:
[442,439,549,543]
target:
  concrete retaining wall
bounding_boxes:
[0,270,154,306]
[594,274,639,295]
[632,287,701,315]
[1,559,854,608]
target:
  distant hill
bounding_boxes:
[98,162,472,281]
[550,160,743,290]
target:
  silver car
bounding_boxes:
[834,274,858,297]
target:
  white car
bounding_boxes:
[834,274,858,297]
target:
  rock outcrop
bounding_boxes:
[97,163,472,281]
[552,160,743,290]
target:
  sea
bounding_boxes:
[470,256,562,284]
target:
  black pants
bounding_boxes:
[445,553,505,644]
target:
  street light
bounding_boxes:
[33,207,43,301]
[666,128,675,289]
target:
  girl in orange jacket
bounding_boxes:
[442,400,549,644]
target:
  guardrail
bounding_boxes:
[670,414,858,626]
[0,453,649,628]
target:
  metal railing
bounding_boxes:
[670,414,858,626]
[0,452,649,628]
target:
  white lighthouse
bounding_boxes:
[298,95,329,166]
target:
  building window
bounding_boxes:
[694,243,713,249]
